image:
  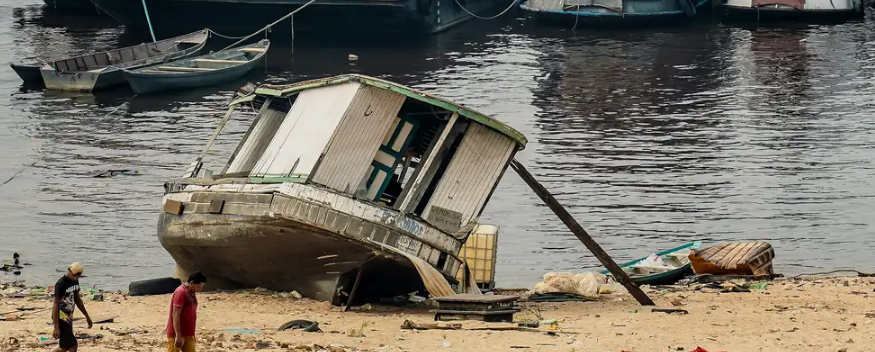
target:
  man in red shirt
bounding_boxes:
[167,272,206,352]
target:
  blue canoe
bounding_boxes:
[601,241,702,286]
[123,39,270,95]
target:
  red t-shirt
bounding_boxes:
[166,285,198,337]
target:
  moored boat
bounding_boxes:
[123,39,270,95]
[90,0,515,38]
[601,241,702,286]
[719,0,863,21]
[38,29,210,92]
[42,0,104,15]
[159,74,527,305]
[520,0,712,27]
[10,63,45,88]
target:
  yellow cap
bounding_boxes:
[69,262,84,275]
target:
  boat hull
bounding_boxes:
[601,241,701,286]
[89,0,503,38]
[719,4,863,21]
[159,212,427,304]
[41,67,126,92]
[40,30,208,92]
[11,63,45,87]
[43,0,103,15]
[124,43,269,95]
[520,0,714,27]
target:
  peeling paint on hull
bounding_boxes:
[158,212,426,303]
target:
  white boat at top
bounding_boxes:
[720,0,863,20]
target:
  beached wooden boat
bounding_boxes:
[123,40,270,95]
[601,241,701,286]
[689,242,775,276]
[159,74,526,305]
[38,29,209,92]
[520,0,711,27]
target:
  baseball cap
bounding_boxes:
[68,262,84,275]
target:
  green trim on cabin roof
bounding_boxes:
[229,74,528,149]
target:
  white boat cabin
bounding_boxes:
[189,75,527,235]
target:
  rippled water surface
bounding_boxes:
[3,0,875,289]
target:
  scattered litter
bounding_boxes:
[218,328,261,334]
[652,308,689,315]
[533,272,623,297]
[521,292,601,303]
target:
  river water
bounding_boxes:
[2,0,875,290]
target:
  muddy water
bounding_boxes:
[2,1,875,290]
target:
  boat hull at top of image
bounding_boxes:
[89,0,515,39]
[520,0,714,27]
[719,0,863,21]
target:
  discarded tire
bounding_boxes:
[129,277,181,296]
[278,319,321,332]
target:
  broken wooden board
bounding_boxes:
[689,242,775,276]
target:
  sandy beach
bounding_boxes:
[0,276,871,352]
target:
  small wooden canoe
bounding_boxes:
[123,39,270,95]
[37,29,210,92]
[689,242,775,276]
[601,241,702,286]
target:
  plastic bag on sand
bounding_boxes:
[572,273,607,296]
[534,272,610,296]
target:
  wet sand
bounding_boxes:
[0,277,871,352]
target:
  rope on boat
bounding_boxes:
[140,0,158,42]
[452,0,518,20]
[207,30,250,40]
[219,0,319,51]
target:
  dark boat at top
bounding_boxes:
[123,39,271,95]
[38,29,210,92]
[89,0,515,38]
[42,0,104,15]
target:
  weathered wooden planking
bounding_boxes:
[689,242,775,276]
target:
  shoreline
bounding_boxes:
[1,276,872,351]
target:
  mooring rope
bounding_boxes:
[207,29,250,40]
[220,0,319,51]
[453,0,518,20]
[140,0,157,42]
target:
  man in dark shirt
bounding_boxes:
[52,262,93,352]
[167,272,206,352]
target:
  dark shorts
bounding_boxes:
[59,320,77,350]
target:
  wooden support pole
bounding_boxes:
[509,159,654,306]
[342,266,366,312]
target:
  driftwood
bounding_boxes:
[400,320,556,333]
